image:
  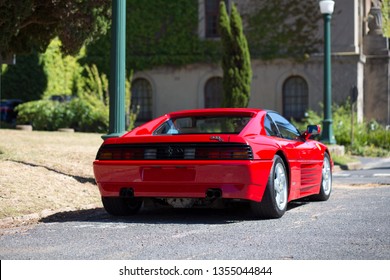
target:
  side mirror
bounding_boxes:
[303,125,321,140]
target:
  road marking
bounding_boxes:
[373,174,390,177]
[333,174,351,177]
[73,223,129,229]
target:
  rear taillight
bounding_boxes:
[195,146,252,160]
[96,146,144,160]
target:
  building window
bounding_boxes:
[205,0,221,38]
[203,0,231,39]
[204,77,223,108]
[282,76,308,120]
[131,78,153,122]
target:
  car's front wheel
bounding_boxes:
[251,155,288,219]
[102,197,143,216]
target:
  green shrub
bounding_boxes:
[16,100,59,131]
[64,99,109,133]
[294,101,390,157]
[15,99,109,133]
[292,110,322,132]
[15,63,139,133]
[350,121,390,156]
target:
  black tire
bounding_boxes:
[310,153,332,201]
[251,155,288,219]
[102,197,143,216]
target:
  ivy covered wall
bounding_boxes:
[81,0,321,75]
[245,0,321,60]
[82,0,221,75]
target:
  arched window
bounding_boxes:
[204,77,223,108]
[131,78,153,122]
[283,76,308,120]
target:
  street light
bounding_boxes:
[319,0,336,144]
[104,0,127,139]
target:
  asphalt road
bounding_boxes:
[333,157,390,185]
[0,182,389,260]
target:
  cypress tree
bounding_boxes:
[219,1,252,108]
[382,0,390,37]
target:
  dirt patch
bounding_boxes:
[0,129,104,221]
[0,160,100,218]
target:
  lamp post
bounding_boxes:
[319,0,336,144]
[104,0,126,139]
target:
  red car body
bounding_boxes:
[93,108,332,218]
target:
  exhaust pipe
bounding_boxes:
[120,188,134,198]
[206,188,222,199]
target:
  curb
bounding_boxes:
[336,161,363,171]
[335,156,390,171]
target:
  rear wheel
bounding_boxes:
[311,153,332,201]
[102,197,143,216]
[251,155,288,219]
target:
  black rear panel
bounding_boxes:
[96,143,253,160]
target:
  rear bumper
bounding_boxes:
[93,160,273,202]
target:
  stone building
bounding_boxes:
[130,0,390,127]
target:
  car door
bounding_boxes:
[267,112,320,197]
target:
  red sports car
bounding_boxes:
[93,108,332,219]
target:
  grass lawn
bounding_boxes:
[331,154,360,166]
[0,129,104,220]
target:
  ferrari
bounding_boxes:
[93,108,332,219]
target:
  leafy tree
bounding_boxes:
[246,0,321,60]
[79,64,109,108]
[80,64,138,131]
[219,1,252,108]
[0,0,110,56]
[40,38,84,98]
[1,52,47,101]
[1,38,84,102]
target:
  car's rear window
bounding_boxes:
[154,116,251,135]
